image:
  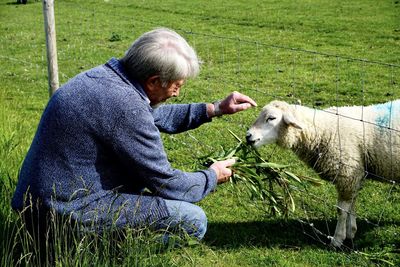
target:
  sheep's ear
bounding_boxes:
[283,112,303,129]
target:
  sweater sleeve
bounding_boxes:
[108,101,217,203]
[152,103,212,134]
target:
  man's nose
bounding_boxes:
[173,89,180,97]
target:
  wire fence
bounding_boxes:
[1,0,399,258]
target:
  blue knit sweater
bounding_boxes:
[11,58,217,229]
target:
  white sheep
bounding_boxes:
[246,100,400,247]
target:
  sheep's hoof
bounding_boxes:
[328,237,355,252]
[328,236,343,248]
[342,238,356,251]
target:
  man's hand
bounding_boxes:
[208,91,257,117]
[209,158,236,184]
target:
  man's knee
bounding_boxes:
[164,200,208,240]
[189,204,207,240]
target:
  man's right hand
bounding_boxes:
[209,158,236,184]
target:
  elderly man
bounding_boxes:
[12,28,257,241]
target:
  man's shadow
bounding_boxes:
[204,218,399,251]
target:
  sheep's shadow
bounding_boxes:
[204,218,399,251]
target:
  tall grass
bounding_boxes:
[1,187,182,266]
[1,0,400,266]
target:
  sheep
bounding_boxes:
[245,100,400,247]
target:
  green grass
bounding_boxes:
[1,0,400,266]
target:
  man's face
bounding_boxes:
[145,77,185,107]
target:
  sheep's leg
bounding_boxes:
[331,200,352,247]
[346,200,357,239]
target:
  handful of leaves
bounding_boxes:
[200,130,321,217]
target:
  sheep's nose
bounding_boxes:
[246,132,255,145]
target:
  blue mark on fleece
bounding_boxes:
[374,100,400,129]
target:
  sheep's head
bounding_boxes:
[246,100,303,148]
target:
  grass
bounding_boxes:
[1,0,400,266]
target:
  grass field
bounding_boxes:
[1,0,400,266]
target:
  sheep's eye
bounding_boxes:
[266,116,276,122]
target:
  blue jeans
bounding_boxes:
[155,199,207,241]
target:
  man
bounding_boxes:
[12,28,257,241]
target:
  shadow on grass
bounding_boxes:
[6,2,22,5]
[204,218,400,251]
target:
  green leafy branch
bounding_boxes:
[199,130,322,217]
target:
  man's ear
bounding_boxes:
[144,75,160,91]
[283,112,303,129]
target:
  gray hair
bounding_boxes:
[120,28,200,86]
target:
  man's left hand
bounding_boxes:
[216,91,257,116]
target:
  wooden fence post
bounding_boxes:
[42,0,59,97]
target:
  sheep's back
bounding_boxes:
[329,101,400,182]
[295,101,400,183]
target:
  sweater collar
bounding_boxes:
[105,57,150,105]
